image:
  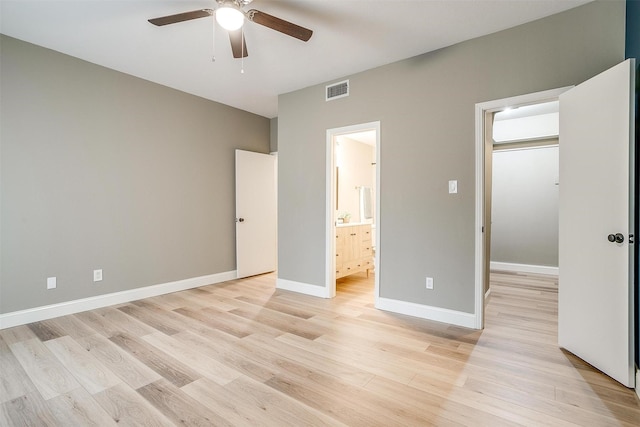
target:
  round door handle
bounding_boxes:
[237,218,245,223]
[608,233,624,243]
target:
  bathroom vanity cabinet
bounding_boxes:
[335,223,374,279]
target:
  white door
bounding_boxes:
[235,150,277,278]
[558,59,635,388]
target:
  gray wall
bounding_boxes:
[491,146,559,267]
[277,1,625,313]
[0,36,270,314]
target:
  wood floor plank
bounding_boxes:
[141,332,242,385]
[462,375,637,427]
[93,383,175,427]
[226,375,350,427]
[1,391,58,426]
[244,332,375,388]
[109,332,201,388]
[243,295,316,318]
[277,330,424,384]
[0,325,38,345]
[74,307,155,338]
[117,303,182,336]
[9,338,80,400]
[182,377,295,427]
[42,315,96,339]
[76,333,162,390]
[175,305,282,338]
[228,305,325,340]
[44,336,122,395]
[171,330,277,383]
[137,379,234,426]
[46,387,117,426]
[0,334,37,404]
[264,373,397,426]
[27,321,64,342]
[363,375,514,427]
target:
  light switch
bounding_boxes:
[448,180,458,194]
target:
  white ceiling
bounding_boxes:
[0,0,590,118]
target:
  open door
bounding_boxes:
[558,59,635,387]
[235,150,277,278]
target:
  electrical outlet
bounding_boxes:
[93,269,103,282]
[426,277,434,290]
[448,180,458,194]
[47,277,57,290]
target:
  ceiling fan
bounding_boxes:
[148,0,313,59]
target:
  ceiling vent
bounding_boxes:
[326,80,349,101]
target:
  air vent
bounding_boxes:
[326,80,349,101]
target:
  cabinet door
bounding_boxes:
[359,225,372,260]
[345,227,359,261]
[336,227,347,270]
[360,225,372,243]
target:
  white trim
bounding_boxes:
[636,368,639,398]
[490,262,559,276]
[474,102,485,329]
[376,297,476,329]
[326,128,337,298]
[474,86,572,330]
[276,278,330,298]
[485,288,492,299]
[326,121,381,304]
[0,271,237,330]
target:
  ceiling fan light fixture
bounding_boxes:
[216,5,245,31]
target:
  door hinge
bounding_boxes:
[629,234,634,244]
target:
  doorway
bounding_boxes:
[489,102,561,276]
[326,122,380,300]
[474,87,571,328]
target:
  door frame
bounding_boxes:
[326,121,381,300]
[473,87,571,329]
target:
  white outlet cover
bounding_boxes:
[426,277,434,289]
[47,277,56,289]
[93,269,103,282]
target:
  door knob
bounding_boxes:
[236,218,245,223]
[607,233,624,243]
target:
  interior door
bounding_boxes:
[235,149,277,278]
[558,59,635,388]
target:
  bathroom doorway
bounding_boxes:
[326,122,380,301]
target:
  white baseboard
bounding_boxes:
[375,297,476,329]
[276,278,329,298]
[0,270,237,330]
[485,288,492,299]
[490,261,558,276]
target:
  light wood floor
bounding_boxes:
[1,271,639,426]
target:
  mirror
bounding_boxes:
[335,133,376,224]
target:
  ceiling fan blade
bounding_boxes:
[247,9,312,42]
[229,29,248,58]
[148,9,212,26]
